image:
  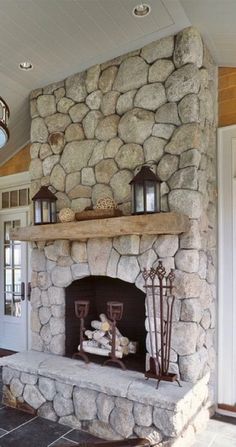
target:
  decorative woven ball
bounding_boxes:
[59,208,75,223]
[95,197,117,210]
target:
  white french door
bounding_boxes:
[218,125,236,407]
[0,209,29,351]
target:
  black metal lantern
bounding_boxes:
[32,186,57,225]
[129,166,161,214]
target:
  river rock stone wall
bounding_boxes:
[29,27,217,388]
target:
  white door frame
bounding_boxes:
[0,171,30,351]
[218,125,236,406]
[0,208,29,351]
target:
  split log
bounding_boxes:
[91,320,110,332]
[81,341,123,358]
[85,330,93,339]
[83,313,137,358]
[121,346,129,356]
[128,341,138,354]
[97,336,110,348]
[93,330,105,341]
[100,314,128,345]
[120,337,129,347]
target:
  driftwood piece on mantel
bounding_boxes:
[9,212,190,242]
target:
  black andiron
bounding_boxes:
[103,301,126,370]
[143,261,181,388]
[73,300,90,364]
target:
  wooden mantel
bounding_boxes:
[10,212,189,242]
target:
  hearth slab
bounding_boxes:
[0,351,206,412]
[0,351,210,444]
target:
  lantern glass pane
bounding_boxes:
[135,184,144,213]
[146,181,156,212]
[34,201,41,224]
[131,186,135,214]
[42,201,50,223]
[51,202,57,223]
[156,183,160,212]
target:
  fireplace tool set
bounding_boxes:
[73,300,126,370]
[142,261,181,388]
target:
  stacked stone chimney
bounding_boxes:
[29,26,217,387]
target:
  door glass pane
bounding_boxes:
[13,244,21,266]
[4,292,12,316]
[4,244,11,265]
[14,269,21,293]
[4,268,12,291]
[3,220,22,317]
[4,221,11,241]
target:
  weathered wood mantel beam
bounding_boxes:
[10,212,189,242]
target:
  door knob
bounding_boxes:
[20,282,25,301]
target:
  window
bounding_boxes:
[1,188,30,209]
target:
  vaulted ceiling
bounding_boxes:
[0,0,234,165]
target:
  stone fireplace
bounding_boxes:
[1,26,217,446]
[30,233,183,375]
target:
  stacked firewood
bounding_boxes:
[79,313,138,358]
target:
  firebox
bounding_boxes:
[65,276,146,372]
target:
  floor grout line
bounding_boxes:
[50,437,78,446]
[62,437,80,444]
[0,430,9,439]
[208,436,217,447]
[0,415,38,437]
[47,428,75,447]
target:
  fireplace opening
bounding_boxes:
[65,276,146,372]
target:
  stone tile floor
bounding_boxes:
[0,367,103,446]
[193,414,236,447]
[1,365,236,446]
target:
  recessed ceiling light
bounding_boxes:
[19,61,33,71]
[133,3,151,17]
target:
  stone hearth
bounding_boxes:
[0,351,210,446]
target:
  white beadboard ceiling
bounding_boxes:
[0,0,234,165]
